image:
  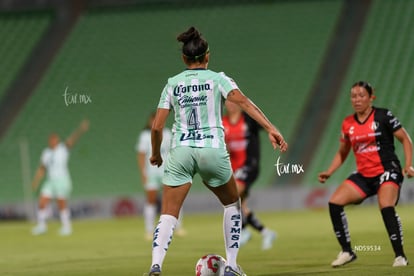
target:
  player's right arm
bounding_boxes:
[318,141,351,183]
[32,165,46,191]
[66,119,89,148]
[151,108,170,167]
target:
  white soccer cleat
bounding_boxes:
[239,229,252,247]
[148,264,161,276]
[223,265,246,276]
[59,226,72,236]
[393,256,408,267]
[331,251,357,267]
[31,224,47,235]
[262,229,277,250]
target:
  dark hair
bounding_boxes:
[352,81,374,96]
[177,26,209,63]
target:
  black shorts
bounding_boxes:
[345,170,403,203]
[234,165,258,197]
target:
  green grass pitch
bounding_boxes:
[1,204,413,275]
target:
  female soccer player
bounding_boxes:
[136,112,185,240]
[147,26,287,276]
[31,119,89,236]
[318,81,414,267]
[223,100,276,250]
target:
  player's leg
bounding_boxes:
[199,148,243,274]
[150,183,191,274]
[206,176,242,274]
[144,188,158,240]
[377,179,408,266]
[149,147,193,274]
[57,197,71,235]
[32,179,56,235]
[32,195,51,235]
[56,178,72,236]
[329,175,366,267]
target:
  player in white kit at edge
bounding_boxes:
[31,119,89,236]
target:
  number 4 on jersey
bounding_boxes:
[188,108,200,130]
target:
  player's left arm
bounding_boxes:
[227,89,287,152]
[394,127,414,178]
[66,119,90,148]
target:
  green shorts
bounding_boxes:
[163,146,232,187]
[41,177,72,199]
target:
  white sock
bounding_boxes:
[144,203,157,234]
[37,208,48,228]
[60,208,71,229]
[223,200,241,268]
[261,228,270,235]
[151,214,177,268]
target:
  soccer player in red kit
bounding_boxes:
[319,81,414,267]
[223,100,277,250]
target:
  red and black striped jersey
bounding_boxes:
[341,107,402,177]
[223,112,261,172]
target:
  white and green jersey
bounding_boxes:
[158,69,239,149]
[41,143,71,181]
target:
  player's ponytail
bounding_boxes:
[177,26,209,63]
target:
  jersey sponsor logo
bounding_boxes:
[178,95,208,108]
[389,117,401,129]
[350,132,382,143]
[185,72,198,77]
[349,126,355,135]
[227,140,248,151]
[173,84,211,108]
[229,214,241,248]
[354,142,380,154]
[173,83,211,96]
[179,130,214,141]
[386,110,401,129]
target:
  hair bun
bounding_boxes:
[177,26,201,44]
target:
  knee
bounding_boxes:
[378,195,397,209]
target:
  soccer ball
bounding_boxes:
[195,254,226,276]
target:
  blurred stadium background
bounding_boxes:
[1,0,414,220]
